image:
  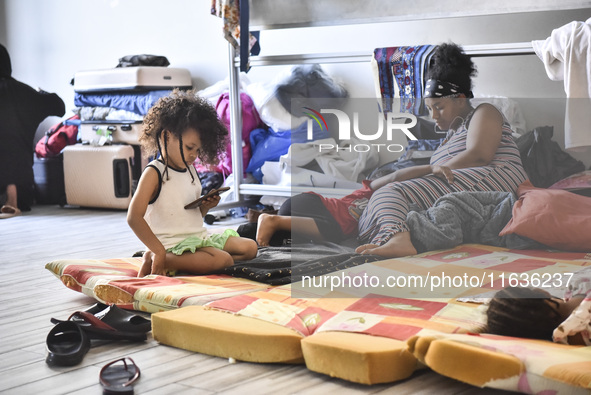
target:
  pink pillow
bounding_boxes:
[548,170,591,195]
[499,181,591,252]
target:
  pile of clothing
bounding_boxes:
[198,64,374,192]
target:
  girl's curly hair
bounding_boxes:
[486,286,563,341]
[140,89,228,168]
[427,42,478,96]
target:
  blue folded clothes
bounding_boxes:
[74,90,171,116]
[246,121,328,182]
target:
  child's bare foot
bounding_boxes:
[355,232,417,258]
[138,250,153,277]
[256,213,278,246]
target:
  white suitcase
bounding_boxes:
[63,144,136,209]
[79,121,143,145]
[73,66,192,92]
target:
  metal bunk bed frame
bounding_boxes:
[225,43,536,204]
[223,3,589,205]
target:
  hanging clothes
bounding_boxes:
[371,45,437,116]
[532,18,591,151]
[210,0,259,72]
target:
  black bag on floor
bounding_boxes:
[33,154,66,206]
[516,126,585,188]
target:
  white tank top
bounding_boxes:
[144,160,207,249]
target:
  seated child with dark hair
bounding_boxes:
[486,279,591,345]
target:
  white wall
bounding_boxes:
[248,9,591,165]
[2,2,590,164]
[0,1,6,45]
[3,0,229,108]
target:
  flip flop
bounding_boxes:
[0,205,21,219]
[51,311,147,342]
[52,303,151,335]
[46,321,91,367]
[99,357,140,395]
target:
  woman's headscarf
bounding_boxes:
[424,79,473,99]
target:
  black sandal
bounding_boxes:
[52,311,147,341]
[45,321,91,367]
[51,303,151,340]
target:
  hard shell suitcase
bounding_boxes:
[63,144,136,209]
[73,67,192,92]
[79,121,143,145]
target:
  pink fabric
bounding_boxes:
[195,92,262,175]
[499,180,591,251]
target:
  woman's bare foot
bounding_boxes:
[138,250,153,277]
[356,232,417,258]
[355,244,379,254]
[256,213,279,246]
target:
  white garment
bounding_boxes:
[196,73,251,106]
[532,18,591,151]
[144,160,207,249]
[245,81,307,132]
[282,138,379,182]
[261,138,375,189]
[261,160,362,189]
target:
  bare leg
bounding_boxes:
[138,247,235,277]
[5,184,17,208]
[256,214,290,246]
[355,231,417,258]
[138,250,153,278]
[165,247,234,274]
[223,236,258,261]
[256,214,323,246]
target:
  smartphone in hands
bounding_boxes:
[184,187,230,209]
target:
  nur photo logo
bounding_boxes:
[303,106,419,153]
[303,107,329,133]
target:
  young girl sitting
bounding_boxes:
[486,278,591,345]
[128,90,258,278]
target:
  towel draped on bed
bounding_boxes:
[214,242,382,285]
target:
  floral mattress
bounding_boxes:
[46,244,591,393]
